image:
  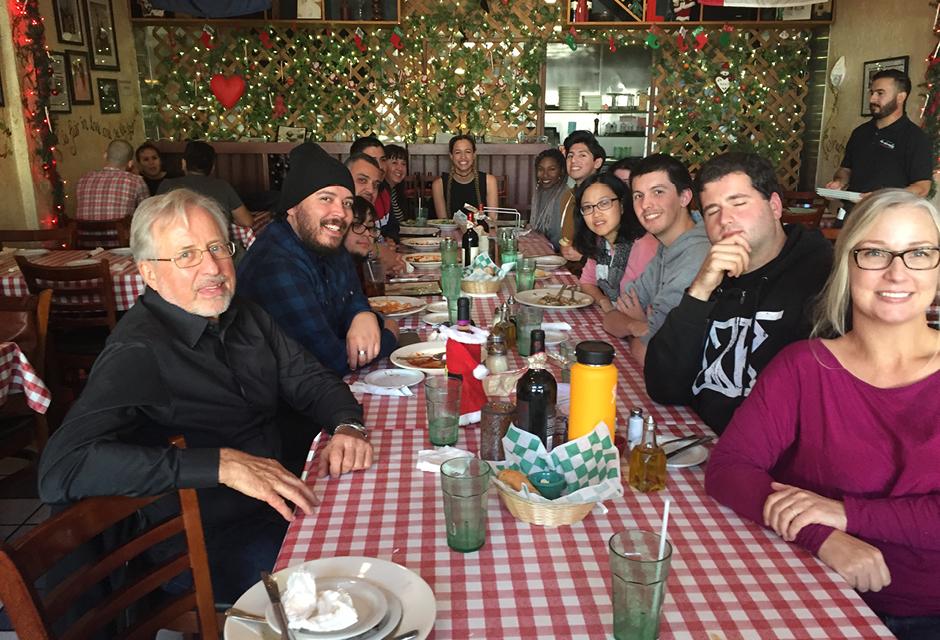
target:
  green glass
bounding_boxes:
[440,457,491,552]
[515,257,536,292]
[500,249,519,268]
[609,530,673,640]
[516,306,543,357]
[440,238,460,266]
[441,263,462,298]
[497,228,517,252]
[415,206,429,226]
[426,376,461,446]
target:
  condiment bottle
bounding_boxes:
[485,334,509,374]
[515,330,557,450]
[567,341,617,442]
[627,407,644,450]
[491,303,516,350]
[628,416,667,493]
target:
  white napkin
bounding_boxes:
[87,247,105,257]
[283,570,358,632]
[416,446,473,473]
[349,382,414,397]
[541,321,571,331]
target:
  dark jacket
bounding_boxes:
[644,224,833,433]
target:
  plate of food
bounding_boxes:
[390,341,447,374]
[533,255,567,269]
[534,268,552,280]
[515,286,592,310]
[428,219,458,230]
[368,296,426,318]
[403,253,442,270]
[399,226,439,238]
[401,237,441,252]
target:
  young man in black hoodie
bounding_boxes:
[644,152,833,434]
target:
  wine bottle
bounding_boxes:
[456,296,474,330]
[462,212,480,266]
[515,330,558,450]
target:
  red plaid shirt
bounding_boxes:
[75,167,148,221]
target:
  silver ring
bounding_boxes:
[358,349,366,356]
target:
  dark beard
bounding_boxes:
[298,219,347,256]
[870,96,898,119]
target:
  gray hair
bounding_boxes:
[812,189,940,337]
[130,189,230,262]
[106,140,134,165]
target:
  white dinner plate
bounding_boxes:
[534,269,552,281]
[265,577,387,639]
[399,226,439,237]
[109,247,133,256]
[364,369,425,388]
[427,219,458,230]
[64,258,102,267]
[664,440,709,469]
[515,286,593,310]
[403,253,442,270]
[223,557,434,640]
[401,238,441,252]
[422,311,450,325]
[426,301,448,313]
[389,341,447,375]
[533,255,566,269]
[367,296,426,318]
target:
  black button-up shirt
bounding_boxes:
[38,288,363,526]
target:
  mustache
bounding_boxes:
[320,218,349,233]
[194,275,228,289]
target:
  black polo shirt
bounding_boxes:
[841,114,933,193]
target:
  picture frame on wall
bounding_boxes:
[53,0,86,47]
[67,51,94,105]
[97,78,120,114]
[276,126,308,143]
[84,0,120,70]
[48,52,72,113]
[861,56,909,117]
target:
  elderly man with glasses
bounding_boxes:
[38,188,373,603]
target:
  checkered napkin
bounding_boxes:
[491,424,622,504]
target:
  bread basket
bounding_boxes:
[495,483,595,527]
[461,278,502,294]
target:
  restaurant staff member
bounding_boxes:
[826,69,933,224]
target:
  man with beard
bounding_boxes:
[38,188,373,602]
[237,143,398,374]
[826,69,932,223]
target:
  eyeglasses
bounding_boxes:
[852,246,940,270]
[351,223,380,238]
[580,197,619,217]
[144,241,236,269]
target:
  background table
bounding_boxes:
[275,232,893,639]
[0,341,50,413]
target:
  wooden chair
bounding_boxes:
[0,450,219,639]
[70,216,132,249]
[0,226,75,250]
[0,289,52,462]
[494,175,509,207]
[15,257,117,393]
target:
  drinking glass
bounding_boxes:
[426,376,461,446]
[363,258,385,298]
[415,206,429,227]
[516,306,544,357]
[440,238,460,266]
[608,530,673,640]
[440,457,491,552]
[479,398,515,461]
[515,257,536,292]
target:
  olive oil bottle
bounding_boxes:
[628,416,667,493]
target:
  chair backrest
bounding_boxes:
[0,440,218,640]
[70,216,131,250]
[14,256,118,330]
[0,289,52,378]
[0,226,75,251]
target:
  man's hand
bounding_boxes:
[818,530,891,593]
[218,448,317,521]
[763,482,847,542]
[347,311,382,370]
[317,432,374,478]
[687,233,751,301]
[825,179,847,190]
[560,244,582,262]
[376,242,406,275]
[614,288,648,323]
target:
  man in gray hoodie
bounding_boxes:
[603,154,711,363]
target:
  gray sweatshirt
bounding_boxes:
[623,222,711,344]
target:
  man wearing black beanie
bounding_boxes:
[237,142,399,376]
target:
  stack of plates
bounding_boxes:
[558,86,581,111]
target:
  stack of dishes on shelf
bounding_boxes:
[558,86,581,111]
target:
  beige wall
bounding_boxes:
[817,0,937,202]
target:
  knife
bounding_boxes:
[665,436,713,459]
[261,571,293,640]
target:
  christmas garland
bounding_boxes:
[923,1,940,188]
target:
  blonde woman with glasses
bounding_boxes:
[705,189,940,640]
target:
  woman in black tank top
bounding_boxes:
[431,135,499,219]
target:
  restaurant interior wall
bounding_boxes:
[0,11,37,230]
[816,0,937,203]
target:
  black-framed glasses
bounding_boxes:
[351,223,380,238]
[581,197,619,216]
[144,241,236,269]
[852,246,940,270]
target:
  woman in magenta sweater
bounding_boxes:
[705,189,940,640]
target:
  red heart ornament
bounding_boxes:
[210,74,245,110]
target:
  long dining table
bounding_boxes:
[271,231,894,639]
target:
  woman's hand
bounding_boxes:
[763,482,847,542]
[818,530,891,593]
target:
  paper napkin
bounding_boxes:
[348,382,414,397]
[416,446,473,473]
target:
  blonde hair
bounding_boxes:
[812,189,940,337]
[130,189,230,262]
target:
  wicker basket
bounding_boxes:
[495,483,596,527]
[461,278,502,294]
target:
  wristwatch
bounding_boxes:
[334,422,369,440]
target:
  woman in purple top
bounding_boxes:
[705,189,940,640]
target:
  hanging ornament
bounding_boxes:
[608,35,616,53]
[390,26,404,51]
[718,24,733,48]
[353,27,367,54]
[714,66,732,95]
[200,26,215,49]
[676,27,688,53]
[259,30,273,49]
[671,0,694,22]
[645,30,660,49]
[272,95,287,119]
[565,26,577,51]
[692,26,707,51]
[209,74,245,109]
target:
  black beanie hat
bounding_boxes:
[277,143,355,214]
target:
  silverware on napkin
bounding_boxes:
[261,571,293,640]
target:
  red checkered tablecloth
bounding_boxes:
[0,341,51,413]
[276,233,893,639]
[0,249,144,311]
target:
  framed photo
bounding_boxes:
[48,52,71,113]
[66,51,94,105]
[53,0,85,46]
[276,126,307,143]
[861,56,909,117]
[97,77,120,114]
[84,0,120,70]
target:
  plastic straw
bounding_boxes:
[299,430,323,483]
[366,259,376,283]
[658,497,671,560]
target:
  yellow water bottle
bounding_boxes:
[567,341,617,442]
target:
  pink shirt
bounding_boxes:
[580,233,658,294]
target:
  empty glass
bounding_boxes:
[426,376,461,446]
[515,257,536,292]
[440,457,491,552]
[609,530,673,640]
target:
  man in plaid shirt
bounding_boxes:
[75,140,148,221]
